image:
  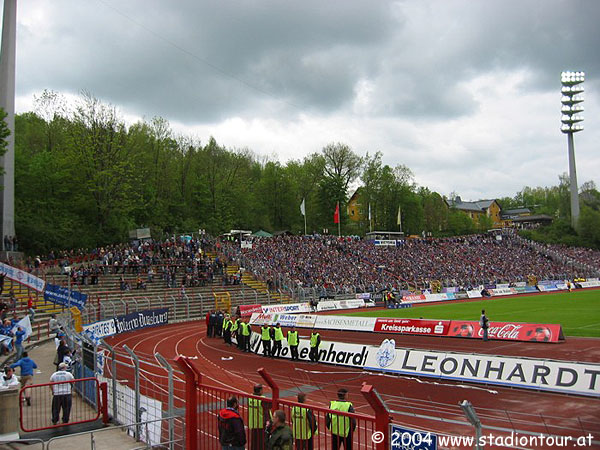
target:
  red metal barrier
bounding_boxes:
[174,356,389,450]
[174,355,200,450]
[19,377,105,432]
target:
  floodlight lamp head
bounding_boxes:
[561,71,585,84]
[561,123,584,133]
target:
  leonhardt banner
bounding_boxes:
[365,341,600,398]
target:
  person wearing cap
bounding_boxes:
[272,323,284,357]
[291,392,317,450]
[248,384,272,450]
[286,326,299,361]
[326,388,356,449]
[0,366,19,389]
[50,362,75,425]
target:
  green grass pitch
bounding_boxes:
[344,289,600,337]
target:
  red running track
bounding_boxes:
[106,320,600,449]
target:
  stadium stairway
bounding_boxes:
[225,263,292,304]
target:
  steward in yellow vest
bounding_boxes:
[272,323,284,357]
[291,392,317,448]
[239,320,251,352]
[248,384,272,450]
[309,331,321,363]
[261,324,272,357]
[326,388,356,449]
[287,327,299,361]
[223,316,232,345]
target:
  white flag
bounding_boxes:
[12,315,33,341]
[300,198,306,216]
[368,203,372,221]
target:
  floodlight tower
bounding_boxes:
[560,71,585,229]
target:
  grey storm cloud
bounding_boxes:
[7,0,600,198]
[13,0,600,123]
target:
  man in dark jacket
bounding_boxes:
[208,310,217,337]
[216,311,224,337]
[218,396,246,450]
[267,410,293,450]
[56,340,71,371]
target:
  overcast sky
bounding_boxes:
[7,0,600,200]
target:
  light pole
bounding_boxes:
[560,71,585,229]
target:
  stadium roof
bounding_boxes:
[252,230,273,237]
[503,208,531,215]
[511,214,553,223]
[446,197,498,212]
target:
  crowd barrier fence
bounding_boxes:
[174,356,391,450]
[19,377,107,432]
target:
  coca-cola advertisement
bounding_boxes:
[374,318,450,336]
[447,320,565,343]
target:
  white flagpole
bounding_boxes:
[304,208,307,236]
[301,198,307,235]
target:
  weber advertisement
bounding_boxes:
[365,343,600,397]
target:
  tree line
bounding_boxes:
[11,91,600,254]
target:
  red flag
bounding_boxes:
[333,202,340,224]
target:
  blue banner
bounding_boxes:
[113,308,169,334]
[44,283,88,310]
[390,424,437,450]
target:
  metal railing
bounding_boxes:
[19,377,108,432]
[174,356,390,450]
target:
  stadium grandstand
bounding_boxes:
[1,232,600,449]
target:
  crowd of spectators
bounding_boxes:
[222,233,596,293]
[533,242,600,274]
[29,233,600,295]
[43,237,226,291]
